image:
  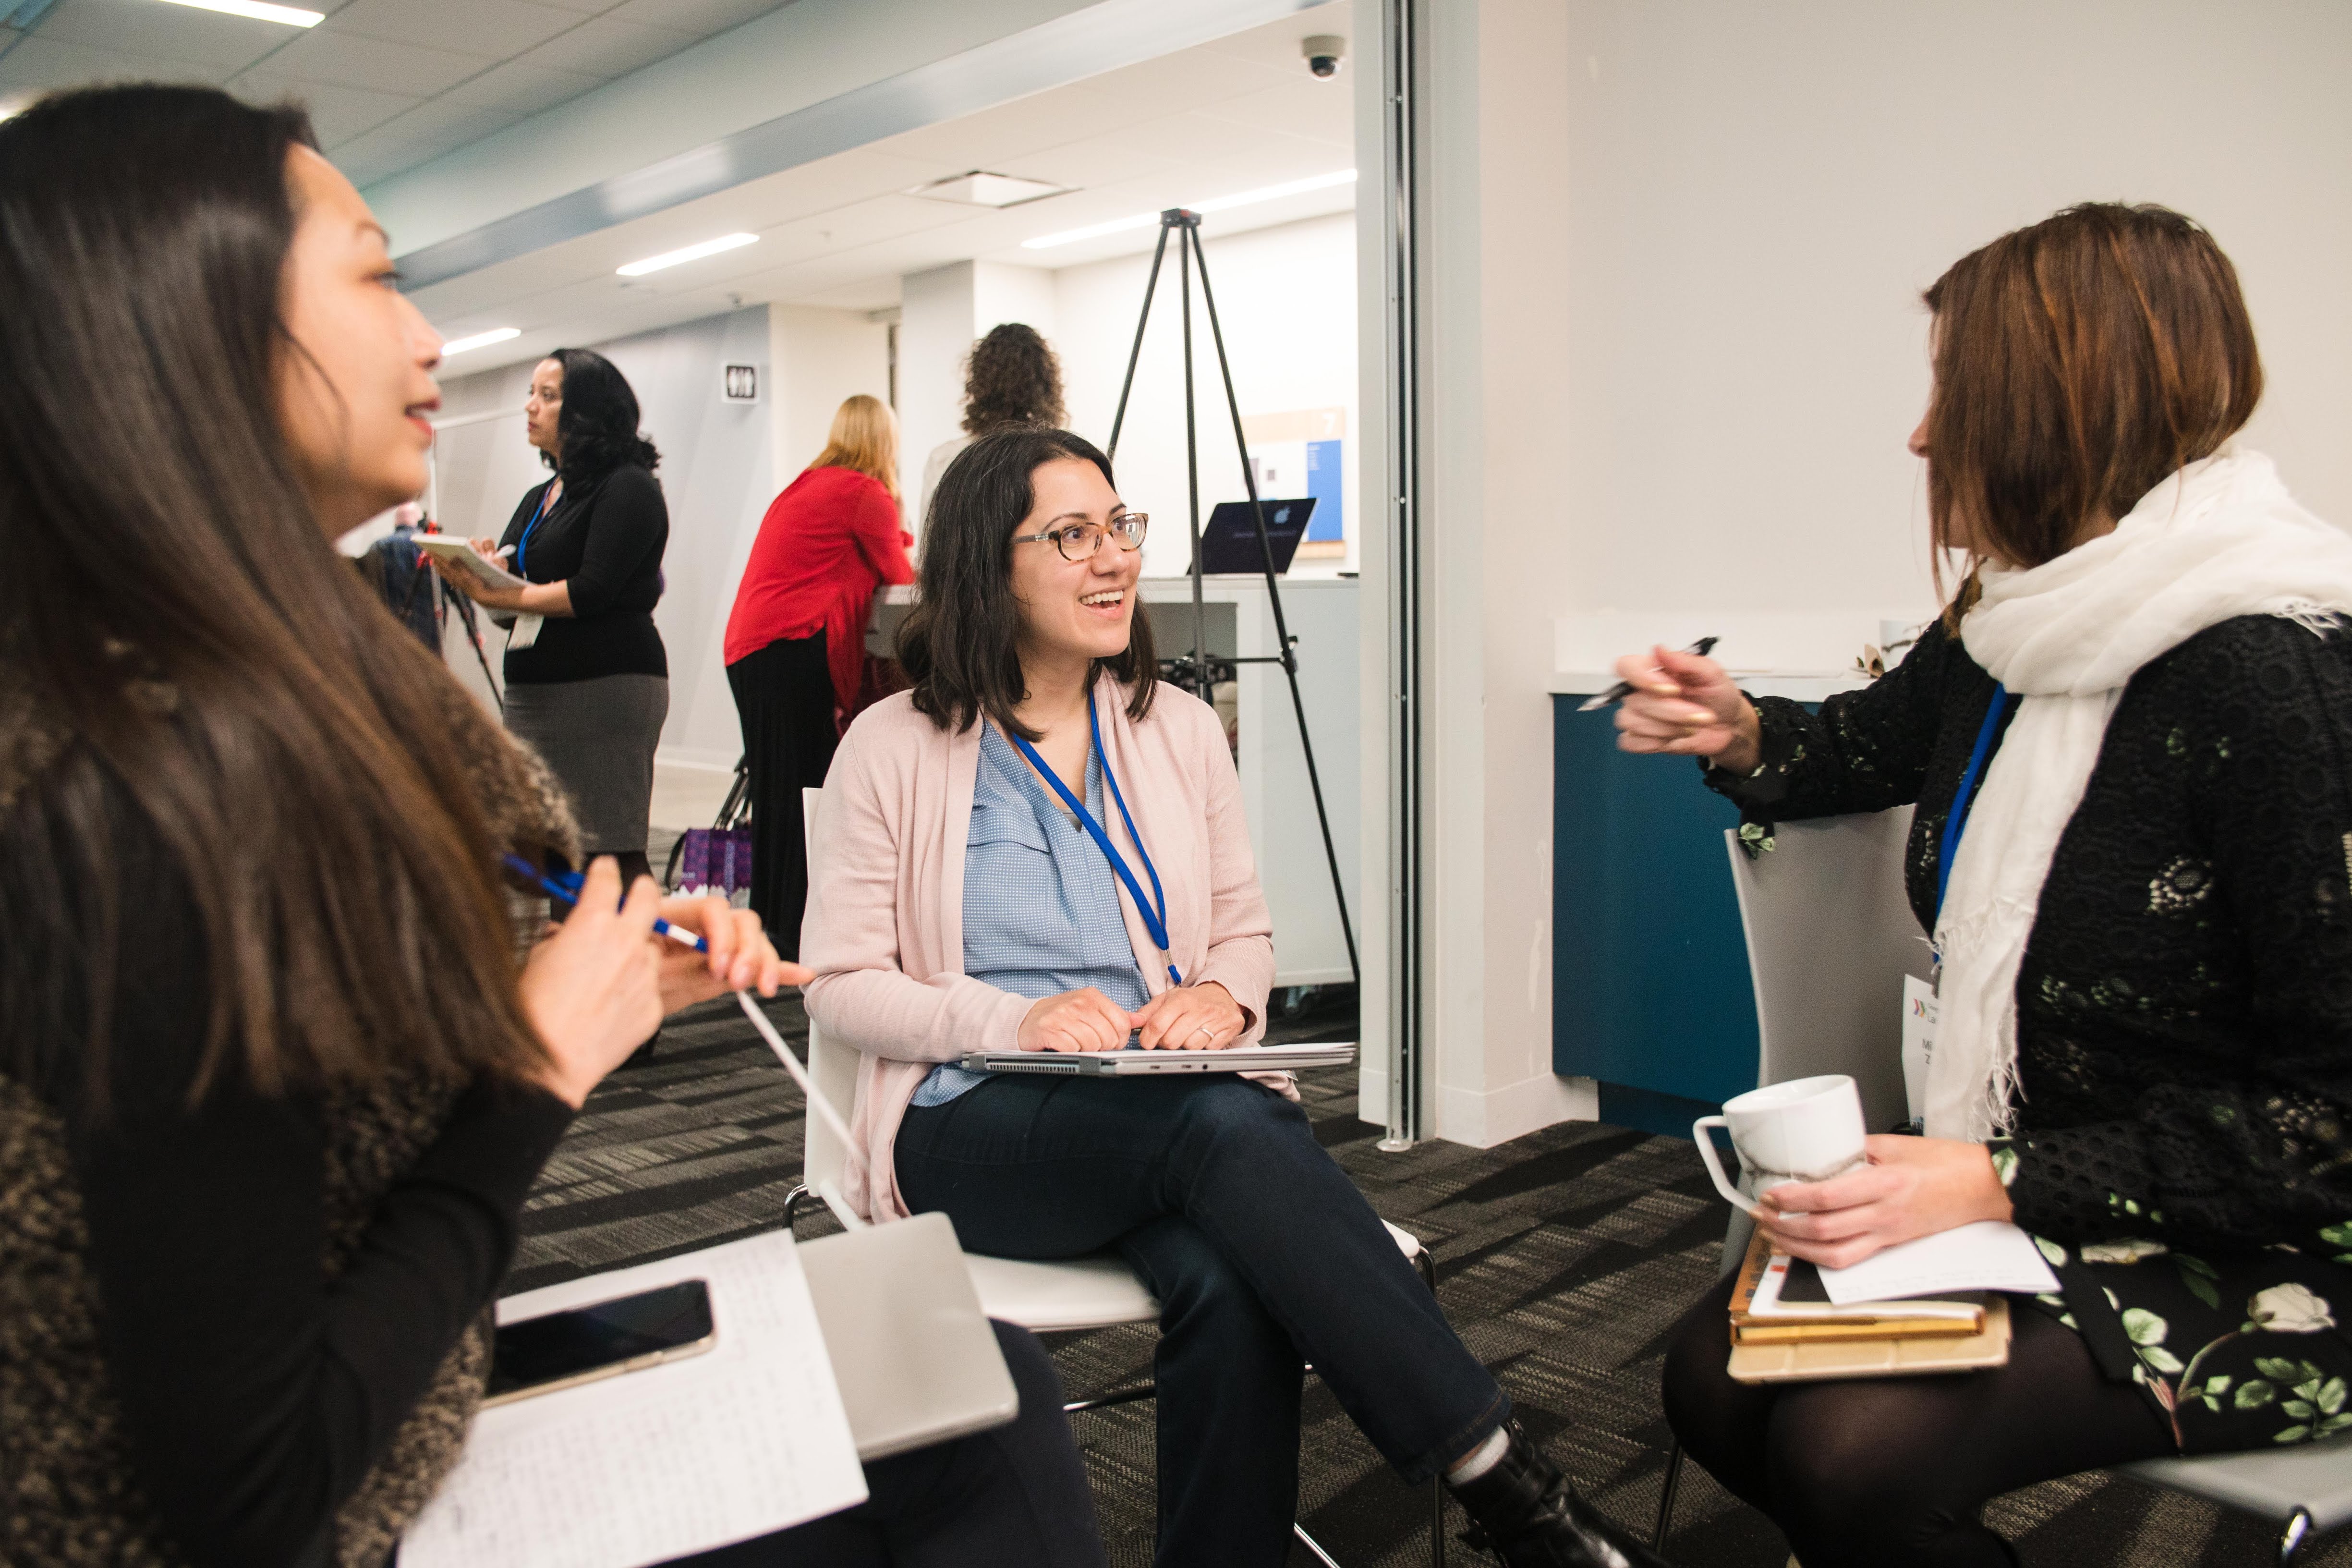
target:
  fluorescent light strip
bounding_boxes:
[441,327,521,358]
[1023,168,1357,250]
[154,0,324,25]
[617,231,759,277]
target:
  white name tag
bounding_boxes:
[1901,973,1938,1124]
[508,612,544,650]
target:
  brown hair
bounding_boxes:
[0,85,549,1102]
[812,393,900,498]
[1922,203,2262,596]
[896,427,1156,739]
[961,323,1066,435]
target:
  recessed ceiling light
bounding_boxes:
[910,171,1074,209]
[1022,169,1357,250]
[441,327,521,357]
[153,0,324,25]
[617,231,759,277]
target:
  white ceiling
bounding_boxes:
[413,3,1357,374]
[0,0,801,186]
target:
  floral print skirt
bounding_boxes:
[2025,1235,2352,1455]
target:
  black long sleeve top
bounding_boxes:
[21,784,572,1567]
[497,463,669,685]
[1706,613,2352,1254]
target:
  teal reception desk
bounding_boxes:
[1551,695,1763,1137]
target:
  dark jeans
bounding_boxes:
[1662,1275,2174,1567]
[659,1321,1107,1568]
[727,632,839,958]
[896,1074,1508,1568]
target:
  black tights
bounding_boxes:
[1661,1276,2174,1568]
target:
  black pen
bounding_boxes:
[1577,636,1720,712]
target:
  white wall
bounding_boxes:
[1052,211,1360,576]
[1402,0,2352,1148]
[897,260,1060,520]
[770,305,895,495]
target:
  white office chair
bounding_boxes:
[780,789,1445,1567]
[1649,809,2352,1565]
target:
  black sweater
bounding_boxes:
[1708,613,2352,1252]
[18,787,571,1566]
[497,463,669,685]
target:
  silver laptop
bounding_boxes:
[797,1212,1017,1460]
[956,1041,1357,1076]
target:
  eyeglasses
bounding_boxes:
[1014,512,1150,562]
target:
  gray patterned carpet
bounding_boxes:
[509,991,2342,1568]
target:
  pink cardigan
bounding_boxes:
[801,679,1282,1222]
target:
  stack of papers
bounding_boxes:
[1729,1221,2060,1347]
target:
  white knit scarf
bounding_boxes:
[1928,450,2352,1141]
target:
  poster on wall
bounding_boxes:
[1240,408,1345,559]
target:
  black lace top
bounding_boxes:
[1708,614,2352,1450]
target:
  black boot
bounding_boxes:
[1448,1422,1677,1568]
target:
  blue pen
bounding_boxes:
[501,853,710,952]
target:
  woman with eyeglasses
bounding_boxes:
[800,426,1679,1568]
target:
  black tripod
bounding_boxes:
[1106,207,1358,984]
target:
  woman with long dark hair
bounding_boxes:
[1622,205,2352,1567]
[0,84,1105,1568]
[435,347,671,890]
[916,322,1066,524]
[725,393,915,952]
[802,426,1676,1568]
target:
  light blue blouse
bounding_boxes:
[909,721,1151,1107]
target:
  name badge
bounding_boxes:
[508,612,544,651]
[1901,973,1938,1124]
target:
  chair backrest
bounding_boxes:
[1723,806,1925,1134]
[801,785,860,1189]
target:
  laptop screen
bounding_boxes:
[1194,498,1318,575]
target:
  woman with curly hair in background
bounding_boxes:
[918,322,1067,525]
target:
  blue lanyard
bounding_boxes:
[1935,682,2021,925]
[516,480,559,577]
[1007,698,1183,986]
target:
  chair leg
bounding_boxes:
[1294,1523,1345,1568]
[1410,1242,1446,1567]
[1652,1438,1685,1552]
[2279,1507,2313,1565]
[781,1183,811,1235]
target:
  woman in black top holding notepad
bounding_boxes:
[437,348,670,888]
[1617,205,2352,1566]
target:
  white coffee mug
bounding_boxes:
[1692,1074,1868,1218]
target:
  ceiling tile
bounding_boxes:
[982,135,1180,193]
[1077,44,1296,117]
[330,127,456,187]
[234,74,421,144]
[325,0,583,59]
[0,34,229,90]
[1200,1,1353,72]
[239,29,495,97]
[369,97,524,148]
[437,57,606,114]
[873,82,1124,170]
[1193,82,1353,152]
[1097,109,1298,170]
[603,0,784,33]
[35,0,291,72]
[515,15,692,78]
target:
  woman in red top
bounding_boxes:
[725,393,914,952]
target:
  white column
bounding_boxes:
[895,260,1059,511]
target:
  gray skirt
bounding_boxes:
[504,673,668,855]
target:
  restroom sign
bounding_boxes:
[722,364,759,402]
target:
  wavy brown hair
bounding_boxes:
[897,428,1155,740]
[1923,202,2262,601]
[0,85,548,1103]
[961,323,1066,435]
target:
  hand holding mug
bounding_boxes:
[1757,1136,2015,1270]
[1611,644,1760,772]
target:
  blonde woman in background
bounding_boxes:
[725,393,916,954]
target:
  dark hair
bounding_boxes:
[1923,203,2261,588]
[0,85,548,1100]
[961,323,1066,435]
[545,347,660,484]
[897,427,1156,739]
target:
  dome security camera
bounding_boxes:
[1301,35,1345,79]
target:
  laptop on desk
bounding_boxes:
[958,1041,1357,1077]
[1192,498,1317,575]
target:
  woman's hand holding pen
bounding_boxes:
[519,858,667,1108]
[1131,982,1245,1050]
[1611,644,1763,772]
[654,893,810,1014]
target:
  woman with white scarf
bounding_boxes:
[1624,204,2352,1568]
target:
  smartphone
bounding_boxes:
[485,1279,717,1407]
